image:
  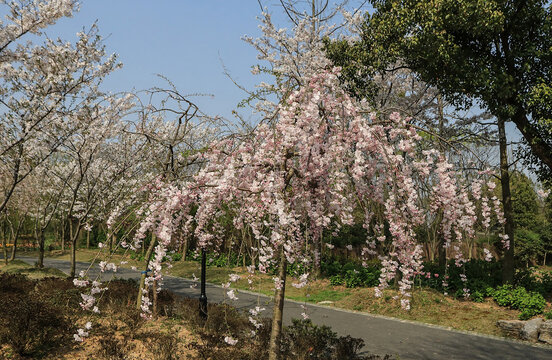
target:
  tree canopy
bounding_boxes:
[327,0,552,177]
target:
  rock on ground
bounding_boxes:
[497,320,524,338]
[538,320,552,345]
[521,318,543,341]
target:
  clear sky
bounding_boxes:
[8,0,524,149]
[48,1,283,122]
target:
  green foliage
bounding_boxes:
[419,259,503,296]
[509,172,541,229]
[328,0,552,178]
[488,285,546,320]
[286,260,311,278]
[323,258,381,288]
[471,290,485,303]
[325,222,368,248]
[170,252,183,262]
[514,268,552,297]
[515,228,543,265]
[187,251,247,268]
[130,252,145,262]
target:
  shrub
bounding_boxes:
[471,290,485,303]
[322,259,381,288]
[280,319,390,360]
[98,330,134,360]
[0,281,72,356]
[330,274,344,286]
[176,296,388,359]
[0,272,34,295]
[286,260,311,277]
[419,259,503,296]
[515,268,552,296]
[146,332,179,360]
[488,285,546,320]
[170,253,183,262]
[321,260,344,277]
[102,279,139,311]
[130,252,145,262]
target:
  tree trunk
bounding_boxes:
[37,229,46,268]
[9,218,23,262]
[61,217,66,253]
[436,97,448,269]
[136,234,157,310]
[70,219,82,278]
[268,247,287,360]
[312,236,321,278]
[70,236,77,278]
[181,235,188,259]
[109,231,114,252]
[9,236,17,261]
[86,230,90,250]
[438,237,446,268]
[2,233,7,266]
[498,116,515,283]
[153,279,158,318]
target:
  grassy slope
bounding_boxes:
[0,259,68,279]
[13,248,548,337]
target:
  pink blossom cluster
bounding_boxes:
[130,68,502,312]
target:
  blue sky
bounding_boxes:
[8,1,523,148]
[48,1,282,122]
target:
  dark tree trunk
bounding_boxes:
[498,116,515,283]
[37,229,46,268]
[9,218,23,262]
[136,234,157,310]
[2,233,7,266]
[268,246,287,360]
[61,217,66,253]
[9,236,17,261]
[70,219,82,278]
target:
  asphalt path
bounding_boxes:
[15,256,552,360]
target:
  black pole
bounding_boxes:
[199,248,208,320]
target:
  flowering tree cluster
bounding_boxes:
[110,67,503,359]
[0,0,120,216]
[0,2,517,360]
[67,4,511,359]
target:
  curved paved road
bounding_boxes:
[17,256,552,360]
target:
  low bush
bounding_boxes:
[323,259,381,288]
[146,332,179,360]
[175,295,389,359]
[0,274,73,357]
[418,259,552,302]
[280,319,389,360]
[98,329,135,360]
[514,268,552,297]
[488,285,546,320]
[170,252,183,262]
[418,259,503,296]
[0,270,391,359]
[330,268,380,288]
